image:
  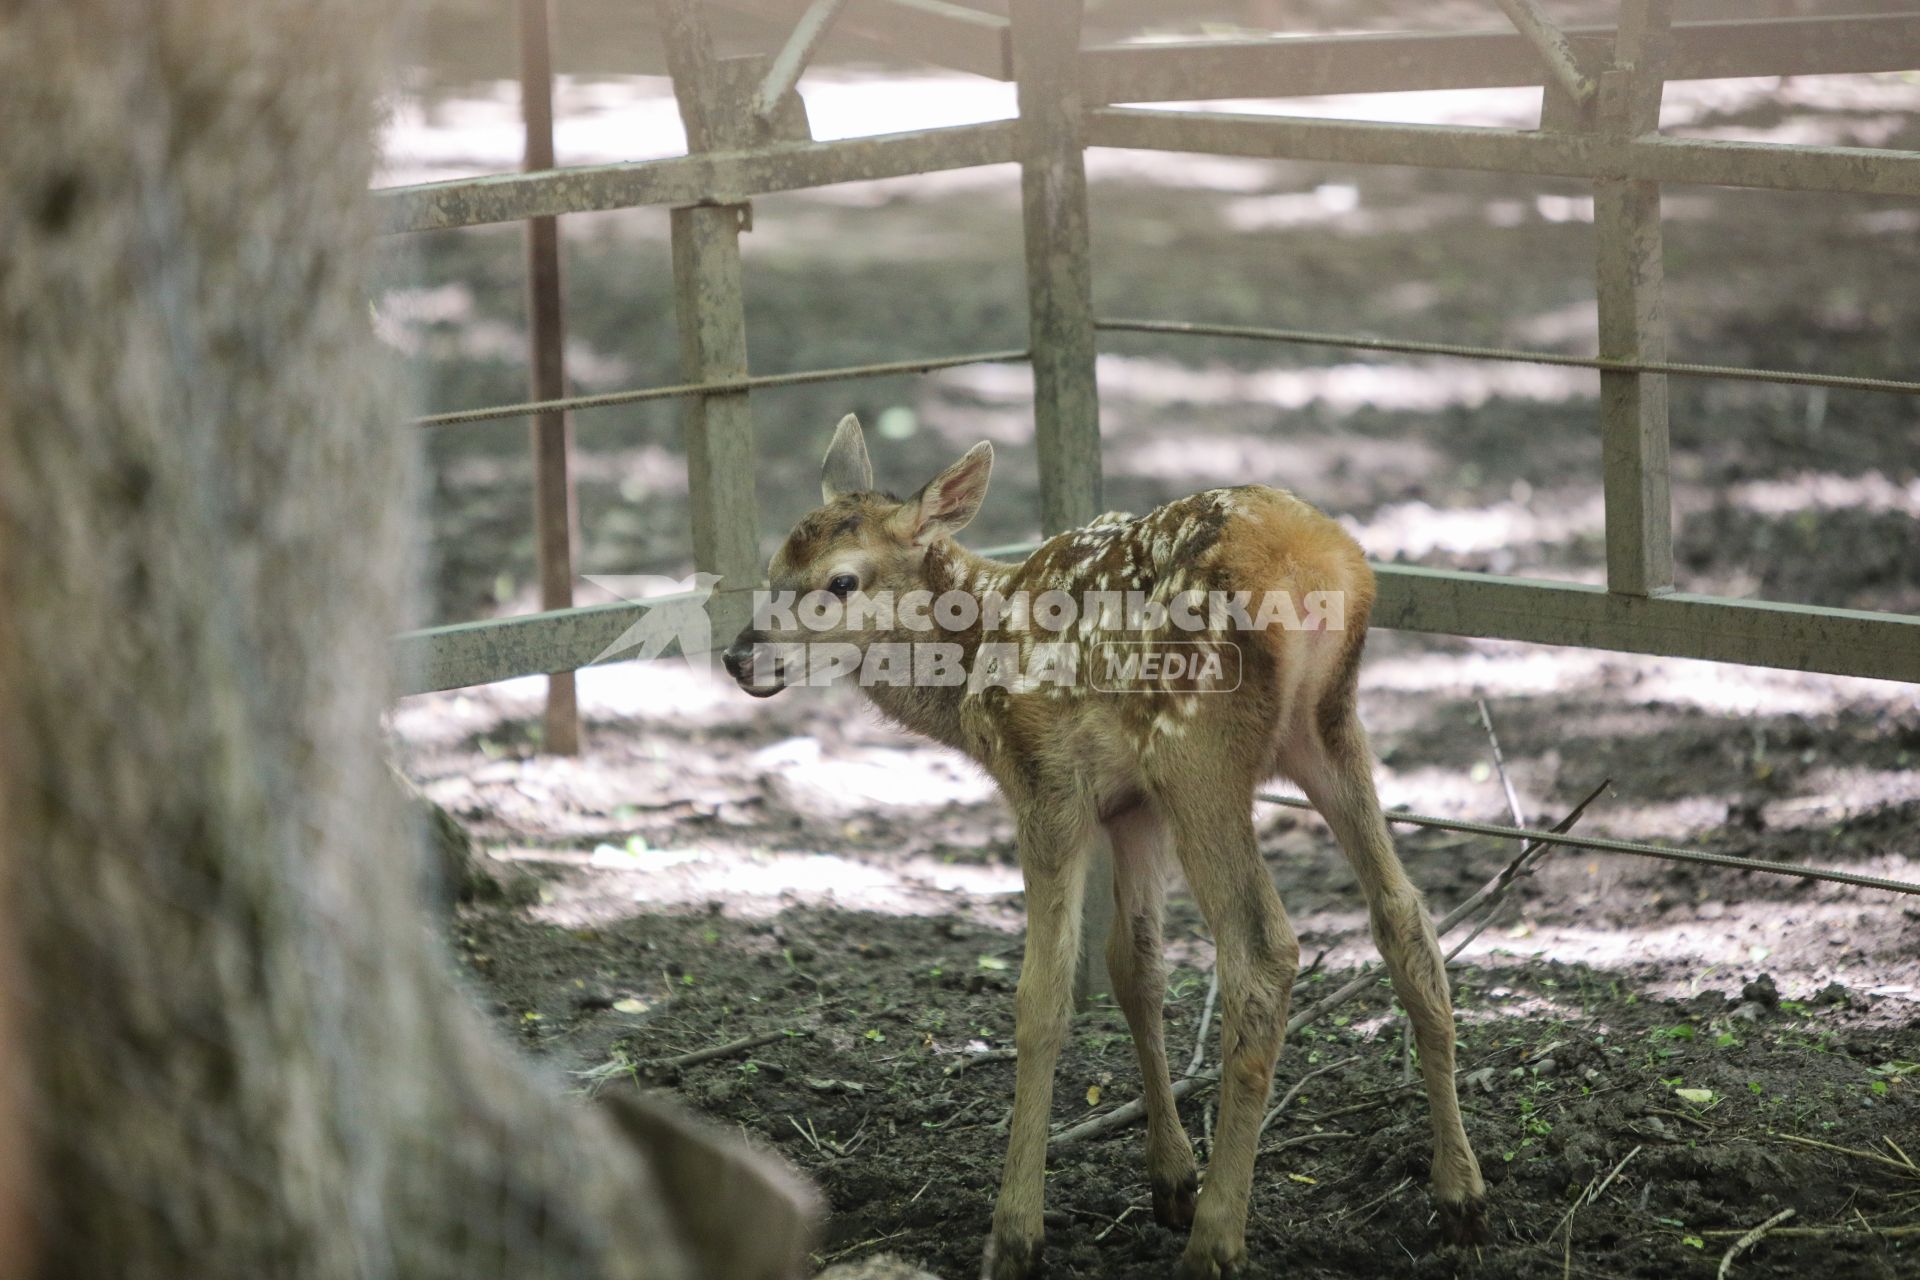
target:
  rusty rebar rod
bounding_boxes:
[754,0,849,119]
[1258,792,1920,897]
[1096,318,1920,399]
[1492,0,1596,105]
[517,0,581,754]
[412,348,1031,428]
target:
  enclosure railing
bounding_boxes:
[378,1,1920,988]
[383,1,1920,697]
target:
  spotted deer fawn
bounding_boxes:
[721,416,1487,1278]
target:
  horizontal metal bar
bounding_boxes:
[1081,13,1920,104]
[1372,564,1920,684]
[413,348,1030,428]
[376,120,1018,234]
[714,0,1012,80]
[1095,317,1920,398]
[1087,106,1920,198]
[956,541,1920,683]
[395,589,755,696]
[1630,132,1920,197]
[397,562,1919,692]
[1257,793,1920,897]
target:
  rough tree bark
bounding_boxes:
[0,3,815,1277]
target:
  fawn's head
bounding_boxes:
[721,414,993,696]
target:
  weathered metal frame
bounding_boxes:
[388,5,1920,701]
[1077,12,1920,102]
[717,0,1011,80]
[517,0,582,753]
[1083,109,1920,197]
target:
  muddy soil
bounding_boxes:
[388,9,1920,1276]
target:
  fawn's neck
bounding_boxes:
[857,537,1021,755]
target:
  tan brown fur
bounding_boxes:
[724,419,1488,1279]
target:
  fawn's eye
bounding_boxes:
[827,573,858,597]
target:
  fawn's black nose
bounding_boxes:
[720,632,759,683]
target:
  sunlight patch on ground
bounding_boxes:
[1728,471,1920,518]
[393,659,756,750]
[1360,642,1917,717]
[518,844,1024,927]
[1767,768,1920,828]
[1453,900,1919,1010]
[751,735,999,817]
[1109,430,1448,491]
[1350,491,1604,559]
[1219,188,1480,235]
[945,354,1594,415]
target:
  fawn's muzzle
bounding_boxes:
[721,629,787,697]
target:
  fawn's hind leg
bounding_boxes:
[1287,706,1488,1244]
[1104,804,1197,1228]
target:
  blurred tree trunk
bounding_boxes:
[0,3,814,1278]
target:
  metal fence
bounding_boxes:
[384,1,1920,702]
[379,0,1920,998]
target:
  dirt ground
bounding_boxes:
[395,644,1920,1280]
[386,12,1920,1277]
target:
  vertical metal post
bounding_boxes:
[518,0,581,754]
[1010,0,1103,536]
[1594,0,1674,596]
[1011,0,1111,1005]
[658,1,775,638]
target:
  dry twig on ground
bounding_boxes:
[1716,1207,1795,1279]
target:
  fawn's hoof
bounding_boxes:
[1151,1170,1199,1231]
[981,1228,1042,1280]
[1174,1236,1245,1280]
[1435,1192,1492,1248]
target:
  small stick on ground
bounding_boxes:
[1186,964,1220,1078]
[644,1027,810,1072]
[1775,1133,1920,1179]
[1052,1073,1213,1147]
[1556,1144,1642,1279]
[1478,698,1528,828]
[1337,1175,1413,1226]
[1717,1207,1795,1279]
[944,1047,1017,1075]
[1260,1056,1359,1139]
[1093,1203,1141,1242]
[1269,1129,1354,1155]
[1699,1224,1920,1240]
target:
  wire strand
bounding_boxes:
[411,348,1030,428]
[1257,791,1920,897]
[1098,318,1920,398]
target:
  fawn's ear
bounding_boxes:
[903,442,993,545]
[820,414,873,502]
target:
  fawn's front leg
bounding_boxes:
[985,804,1093,1280]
